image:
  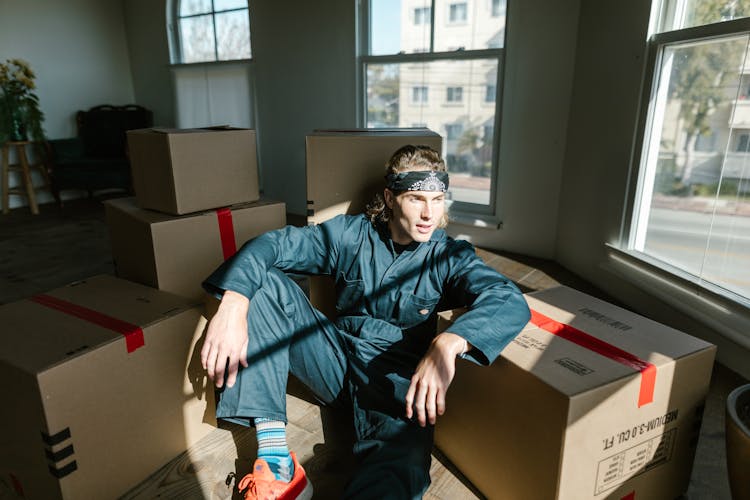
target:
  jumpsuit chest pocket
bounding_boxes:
[398,293,440,329]
[335,272,365,313]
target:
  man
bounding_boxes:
[201,145,530,499]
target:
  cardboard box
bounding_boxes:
[0,275,216,499]
[305,128,443,317]
[305,128,443,225]
[127,127,259,215]
[435,285,716,500]
[105,197,286,301]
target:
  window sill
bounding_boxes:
[448,210,502,229]
[603,244,750,350]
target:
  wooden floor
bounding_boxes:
[1,197,747,499]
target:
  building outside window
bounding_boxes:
[625,0,750,305]
[362,0,507,211]
[446,86,463,102]
[167,0,254,129]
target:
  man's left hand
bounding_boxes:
[405,332,468,427]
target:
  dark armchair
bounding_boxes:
[46,104,153,202]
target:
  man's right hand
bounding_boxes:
[201,290,250,388]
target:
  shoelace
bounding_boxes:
[238,473,262,499]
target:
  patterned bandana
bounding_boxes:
[385,170,449,192]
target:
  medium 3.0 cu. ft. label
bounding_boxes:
[594,428,677,495]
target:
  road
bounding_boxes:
[644,207,750,298]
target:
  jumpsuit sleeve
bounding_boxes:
[441,240,531,366]
[202,214,349,300]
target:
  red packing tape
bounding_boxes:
[530,309,656,407]
[30,294,145,353]
[216,208,237,260]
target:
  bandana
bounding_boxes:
[385,171,449,192]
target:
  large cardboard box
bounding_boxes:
[127,127,259,215]
[435,285,716,500]
[305,128,443,316]
[105,197,286,301]
[0,275,215,499]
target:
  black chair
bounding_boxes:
[46,104,153,203]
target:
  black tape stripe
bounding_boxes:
[45,444,75,463]
[48,460,77,479]
[41,428,71,446]
[306,209,315,216]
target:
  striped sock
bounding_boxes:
[254,417,294,482]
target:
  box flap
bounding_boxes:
[500,286,714,398]
[305,129,443,224]
[129,127,250,135]
[0,275,195,374]
[309,128,441,137]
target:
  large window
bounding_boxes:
[361,0,506,213]
[168,0,255,129]
[627,0,750,305]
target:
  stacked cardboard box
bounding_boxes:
[435,285,716,500]
[0,127,287,499]
[0,276,215,499]
[109,126,287,301]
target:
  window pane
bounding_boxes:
[214,0,248,11]
[370,0,431,55]
[179,0,211,17]
[635,35,750,298]
[366,64,401,127]
[434,0,505,51]
[669,0,750,31]
[216,10,251,60]
[179,15,216,63]
[368,59,497,205]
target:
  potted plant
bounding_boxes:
[0,58,45,143]
[726,383,750,500]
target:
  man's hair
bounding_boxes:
[366,145,449,228]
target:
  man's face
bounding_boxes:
[385,186,446,245]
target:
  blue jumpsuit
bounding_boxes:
[203,213,530,499]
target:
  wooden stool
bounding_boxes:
[1,140,53,215]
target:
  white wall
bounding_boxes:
[123,0,175,128]
[0,0,135,139]
[250,0,357,215]
[0,0,135,208]
[446,0,580,259]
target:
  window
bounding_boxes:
[445,123,463,139]
[412,86,429,103]
[449,2,468,23]
[491,0,503,17]
[167,0,255,129]
[171,0,251,63]
[626,0,750,305]
[485,84,496,102]
[446,86,463,102]
[362,0,507,211]
[414,7,431,25]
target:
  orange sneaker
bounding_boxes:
[238,451,313,500]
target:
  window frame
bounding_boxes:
[357,0,507,222]
[167,0,252,65]
[617,9,750,345]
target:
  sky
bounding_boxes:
[370,0,402,55]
